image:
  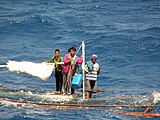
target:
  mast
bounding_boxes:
[82,41,85,100]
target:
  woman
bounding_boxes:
[62,47,83,95]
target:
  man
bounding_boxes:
[85,54,100,99]
[62,47,83,95]
[49,49,63,93]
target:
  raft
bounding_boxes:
[36,93,77,102]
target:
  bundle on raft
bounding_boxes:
[5,60,55,80]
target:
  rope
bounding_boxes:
[0,55,9,64]
[75,44,82,56]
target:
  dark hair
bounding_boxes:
[68,48,70,53]
[55,49,60,53]
[69,47,76,52]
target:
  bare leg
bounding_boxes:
[67,74,71,94]
[89,92,92,99]
[86,92,89,99]
[62,74,67,94]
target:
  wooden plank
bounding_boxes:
[96,89,110,92]
[77,89,110,93]
[144,103,154,113]
[112,110,160,117]
[1,98,154,108]
[0,98,102,111]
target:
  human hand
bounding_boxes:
[70,57,74,61]
[81,54,83,58]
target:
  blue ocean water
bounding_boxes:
[0,0,160,119]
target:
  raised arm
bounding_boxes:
[63,54,71,65]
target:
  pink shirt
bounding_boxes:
[62,54,83,74]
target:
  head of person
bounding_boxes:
[91,54,97,64]
[55,49,60,57]
[69,47,76,57]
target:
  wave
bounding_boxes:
[142,26,160,33]
[6,15,60,25]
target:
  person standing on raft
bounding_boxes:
[48,49,63,94]
[62,47,83,95]
[85,54,100,99]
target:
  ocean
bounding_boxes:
[0,0,160,119]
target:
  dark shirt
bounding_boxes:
[49,56,63,73]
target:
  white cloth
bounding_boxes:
[91,54,97,59]
[7,60,55,80]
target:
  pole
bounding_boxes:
[82,41,85,100]
[0,65,7,68]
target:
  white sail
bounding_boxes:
[7,60,55,80]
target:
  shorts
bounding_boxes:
[86,80,97,93]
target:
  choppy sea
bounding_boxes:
[0,0,160,119]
